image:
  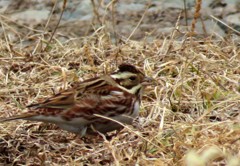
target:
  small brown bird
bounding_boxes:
[0,64,153,136]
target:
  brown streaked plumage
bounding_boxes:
[0,64,153,136]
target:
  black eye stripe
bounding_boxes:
[129,76,136,80]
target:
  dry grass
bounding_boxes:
[0,30,240,165]
[0,1,240,165]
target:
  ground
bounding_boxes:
[0,0,240,165]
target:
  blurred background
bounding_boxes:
[0,0,240,45]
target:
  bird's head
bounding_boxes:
[111,64,154,94]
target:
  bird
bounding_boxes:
[0,63,153,137]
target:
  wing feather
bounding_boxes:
[26,75,123,112]
[61,85,136,121]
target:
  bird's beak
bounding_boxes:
[142,76,157,86]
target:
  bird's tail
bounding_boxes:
[0,113,36,123]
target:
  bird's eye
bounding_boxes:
[129,76,136,81]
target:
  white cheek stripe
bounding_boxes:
[110,73,143,94]
[111,72,133,79]
[111,91,124,95]
[116,84,142,94]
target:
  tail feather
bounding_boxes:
[0,113,36,123]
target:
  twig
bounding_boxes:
[210,15,240,35]
[183,0,188,29]
[126,1,150,42]
[190,0,202,35]
[47,0,67,47]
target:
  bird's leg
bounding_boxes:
[89,125,107,142]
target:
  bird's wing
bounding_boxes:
[73,75,136,118]
[27,75,118,109]
[27,90,76,109]
[59,76,137,121]
[0,76,135,123]
[60,85,136,122]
